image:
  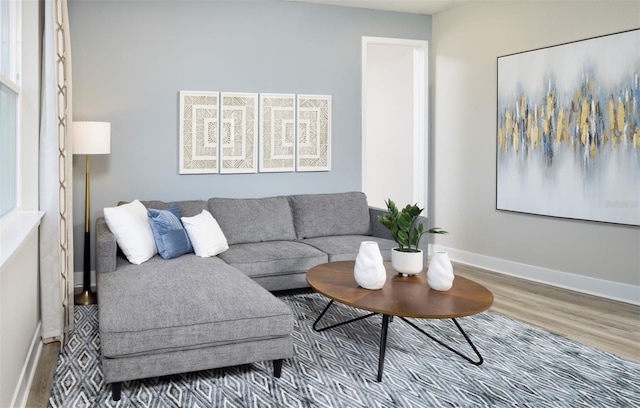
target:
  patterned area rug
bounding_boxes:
[48,291,640,407]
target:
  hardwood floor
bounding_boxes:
[25,340,59,408]
[452,262,640,364]
[25,264,639,407]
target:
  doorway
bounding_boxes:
[361,37,428,210]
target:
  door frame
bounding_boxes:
[361,36,429,208]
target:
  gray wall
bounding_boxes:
[432,2,640,296]
[68,0,431,273]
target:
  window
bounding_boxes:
[0,0,20,217]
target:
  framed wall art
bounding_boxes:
[220,92,258,174]
[296,94,331,172]
[496,29,639,226]
[179,91,220,174]
[259,93,296,172]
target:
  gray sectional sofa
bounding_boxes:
[95,192,428,400]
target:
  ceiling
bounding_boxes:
[283,0,470,15]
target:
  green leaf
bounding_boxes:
[379,198,447,251]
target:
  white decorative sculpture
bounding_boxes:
[354,241,386,290]
[427,251,454,291]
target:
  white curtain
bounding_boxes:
[39,0,74,343]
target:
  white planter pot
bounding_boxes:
[391,248,424,277]
[427,251,454,291]
[354,241,386,290]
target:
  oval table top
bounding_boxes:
[306,261,494,319]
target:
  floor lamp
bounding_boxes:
[73,121,111,305]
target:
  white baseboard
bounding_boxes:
[11,321,42,408]
[432,245,640,306]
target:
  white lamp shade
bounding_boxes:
[72,121,111,155]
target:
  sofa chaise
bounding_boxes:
[95,192,428,400]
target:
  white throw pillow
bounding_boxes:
[181,210,229,257]
[103,199,157,264]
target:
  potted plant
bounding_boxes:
[378,199,448,276]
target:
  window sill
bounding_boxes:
[0,210,45,268]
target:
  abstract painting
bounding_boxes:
[220,92,258,174]
[259,94,296,172]
[297,94,331,172]
[179,91,220,174]
[496,29,639,226]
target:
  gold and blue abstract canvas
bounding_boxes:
[496,29,639,226]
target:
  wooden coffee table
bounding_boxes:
[306,261,494,381]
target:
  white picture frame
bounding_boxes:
[296,94,331,172]
[259,93,296,172]
[179,91,220,174]
[220,92,258,174]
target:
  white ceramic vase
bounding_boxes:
[427,251,454,291]
[391,248,424,277]
[354,241,386,290]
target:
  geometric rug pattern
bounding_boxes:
[48,291,640,407]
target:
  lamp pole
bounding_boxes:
[75,154,96,305]
[73,121,110,305]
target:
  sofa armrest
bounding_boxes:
[369,206,429,254]
[369,207,393,240]
[96,217,117,274]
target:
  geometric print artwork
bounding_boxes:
[179,91,220,174]
[179,91,332,175]
[220,92,258,174]
[47,292,640,407]
[297,95,331,172]
[259,94,296,172]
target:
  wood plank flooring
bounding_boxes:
[25,263,639,407]
[25,340,59,408]
[452,262,639,363]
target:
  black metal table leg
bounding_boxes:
[273,359,283,377]
[311,299,485,383]
[376,314,390,382]
[399,317,484,365]
[313,300,378,332]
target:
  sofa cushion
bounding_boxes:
[98,255,293,358]
[217,241,328,278]
[181,210,229,257]
[147,204,193,259]
[104,199,157,265]
[141,200,207,218]
[288,192,372,239]
[301,235,396,262]
[208,196,296,245]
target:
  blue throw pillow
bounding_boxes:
[147,204,193,259]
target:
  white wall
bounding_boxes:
[432,1,640,303]
[0,232,40,408]
[0,0,43,406]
